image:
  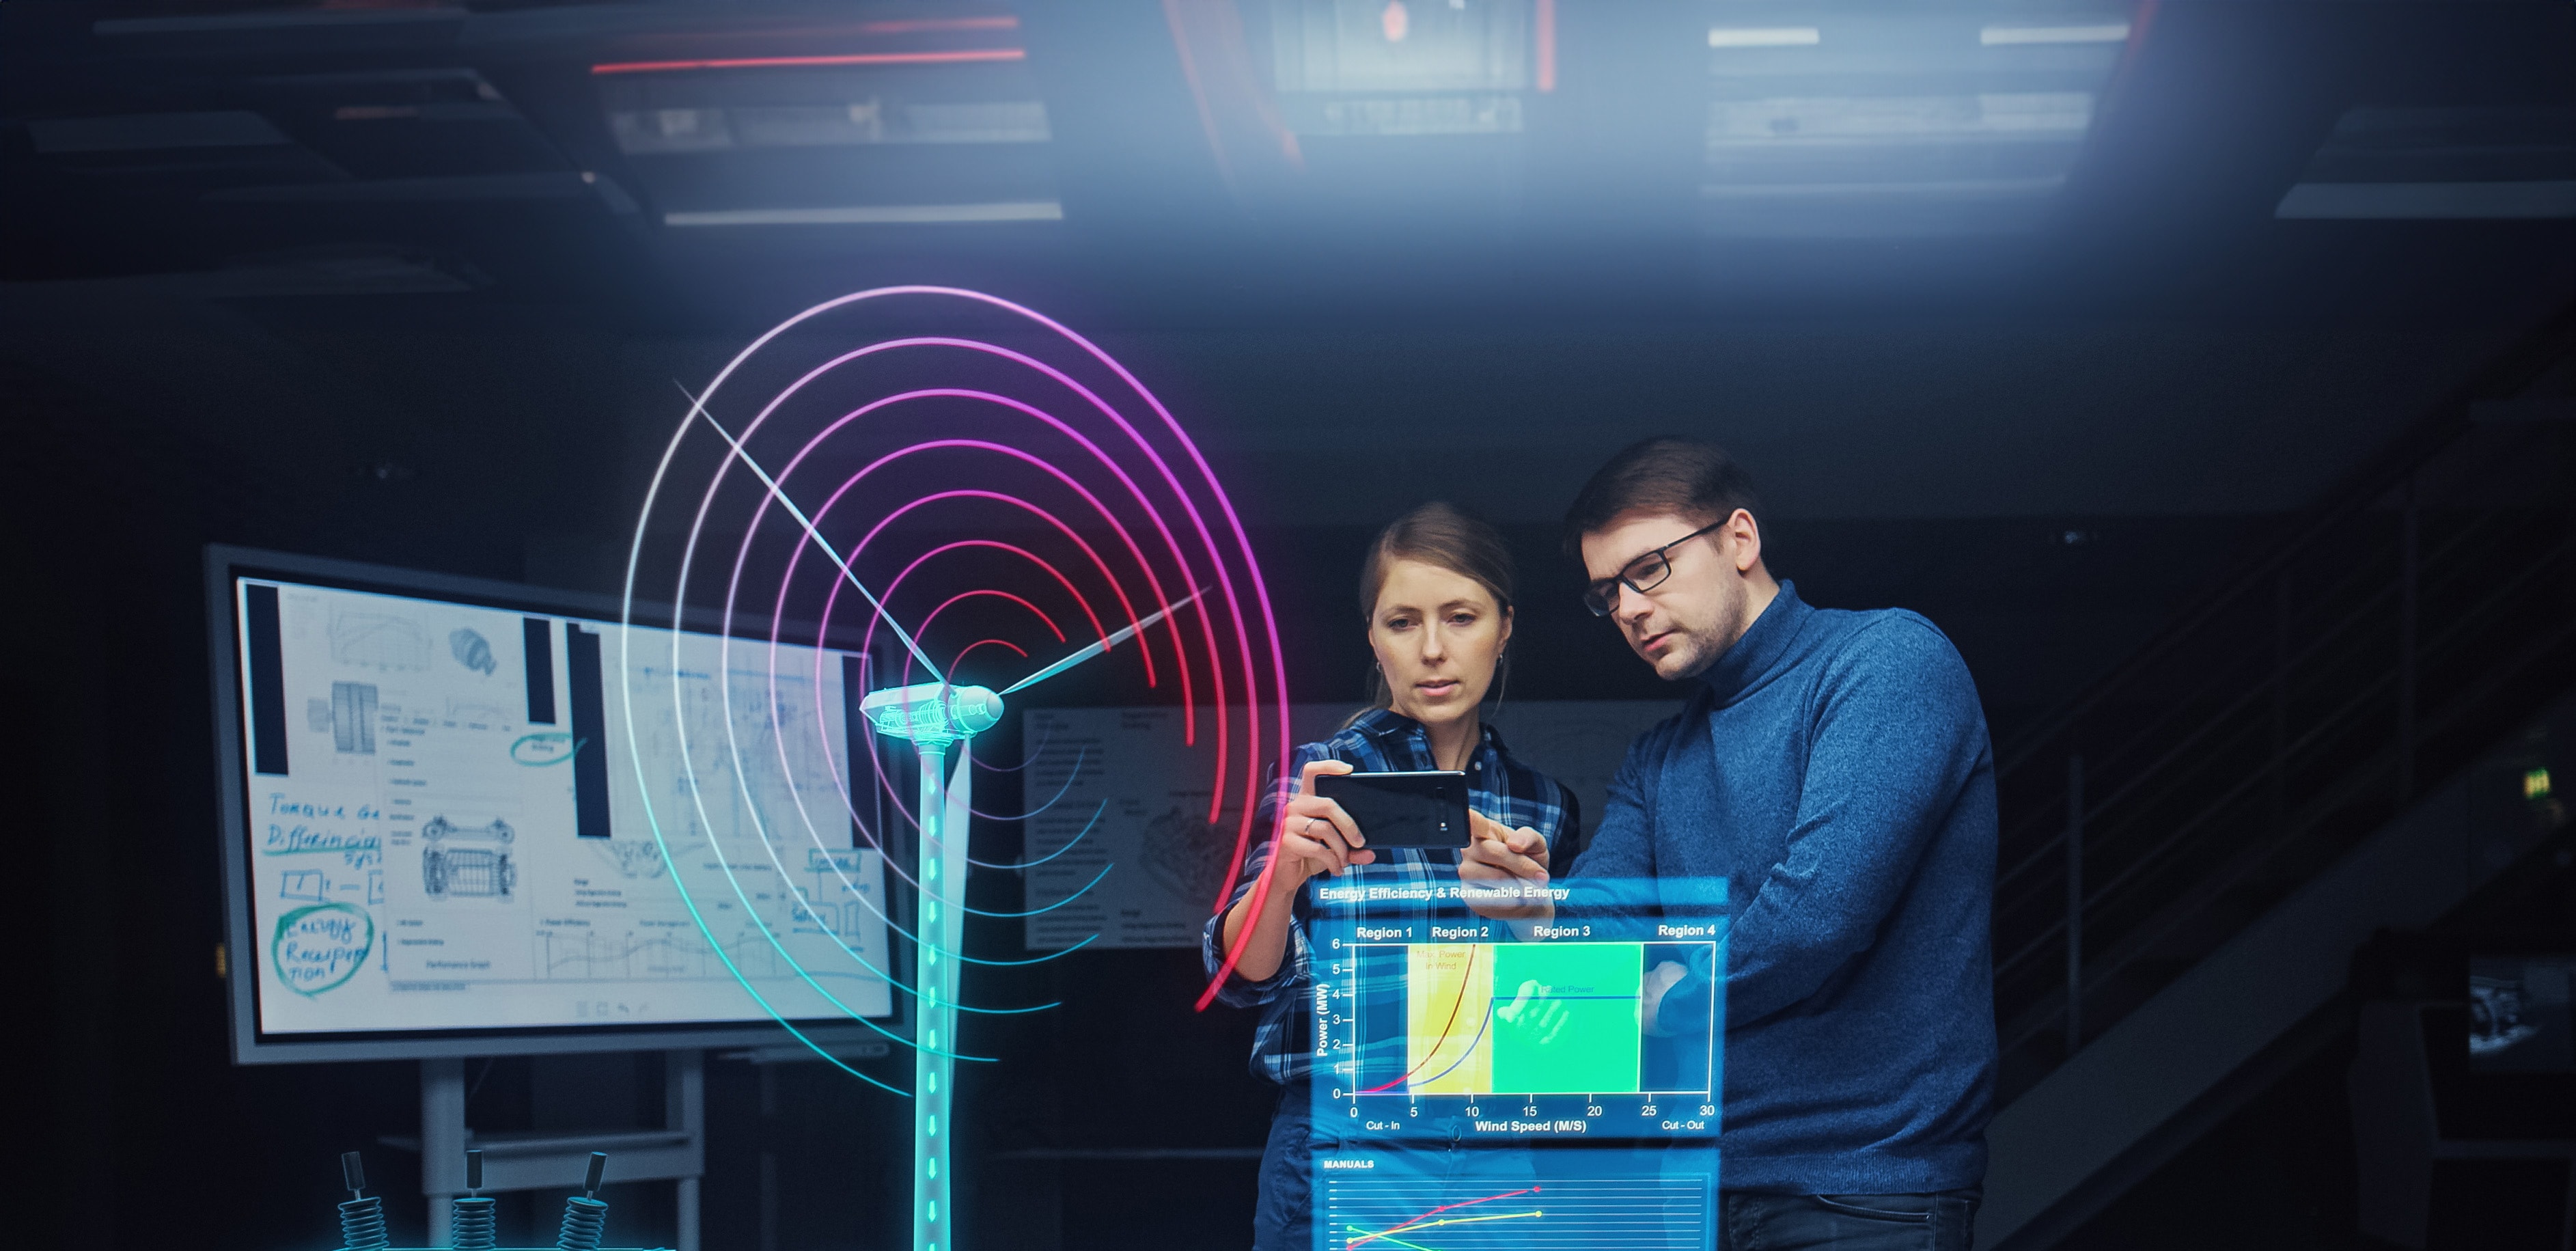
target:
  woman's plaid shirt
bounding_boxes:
[1197,707,1578,1084]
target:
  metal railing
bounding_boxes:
[1986,322,2576,1102]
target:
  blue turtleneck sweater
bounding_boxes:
[1572,581,1997,1195]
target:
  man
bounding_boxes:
[1564,437,1997,1249]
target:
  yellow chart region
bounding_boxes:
[1404,944,1494,1094]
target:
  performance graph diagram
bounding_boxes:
[1314,907,1723,1141]
[1323,1172,1713,1251]
[1394,943,1646,1096]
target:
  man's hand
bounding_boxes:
[1495,978,1570,1045]
[1458,811,1551,920]
[1638,959,1689,1038]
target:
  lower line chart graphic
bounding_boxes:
[1321,1168,1715,1251]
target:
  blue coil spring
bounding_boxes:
[555,1195,609,1251]
[338,1196,390,1251]
[450,1196,499,1251]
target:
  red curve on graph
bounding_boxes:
[1346,1185,1542,1249]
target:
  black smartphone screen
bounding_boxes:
[1312,770,1471,849]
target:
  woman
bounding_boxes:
[1198,501,1576,1251]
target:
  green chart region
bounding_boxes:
[1490,943,1644,1094]
[1404,941,1644,1095]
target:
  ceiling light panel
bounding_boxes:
[1701,4,2133,237]
[592,25,1057,228]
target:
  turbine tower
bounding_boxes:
[858,598,1193,1251]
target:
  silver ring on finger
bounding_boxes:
[1305,816,1325,839]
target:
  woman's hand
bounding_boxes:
[1273,758,1373,883]
[1459,811,1551,920]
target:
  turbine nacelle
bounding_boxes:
[859,681,1002,745]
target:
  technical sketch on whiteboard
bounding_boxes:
[425,846,516,900]
[1141,806,1233,907]
[449,627,497,676]
[304,681,379,752]
[593,838,669,881]
[445,696,514,726]
[330,611,432,671]
[424,815,516,844]
[422,815,518,901]
[335,682,378,752]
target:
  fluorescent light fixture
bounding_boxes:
[1709,27,1820,48]
[1980,23,2131,45]
[662,201,1064,226]
[2275,181,2576,219]
[1708,94,2094,141]
[857,17,1019,35]
[592,49,1025,76]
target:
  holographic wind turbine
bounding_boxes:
[856,594,1195,1251]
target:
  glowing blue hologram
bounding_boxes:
[337,1151,389,1251]
[859,681,1001,741]
[1315,1143,1719,1251]
[620,286,1294,1251]
[1307,876,1728,1144]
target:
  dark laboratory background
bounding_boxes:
[3,1,2574,1249]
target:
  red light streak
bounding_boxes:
[591,48,1025,75]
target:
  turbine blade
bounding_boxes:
[999,588,1204,696]
[672,381,942,683]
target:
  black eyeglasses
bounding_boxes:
[1581,520,1727,616]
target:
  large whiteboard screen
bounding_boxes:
[234,576,891,1038]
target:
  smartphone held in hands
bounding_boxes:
[1312,770,1472,849]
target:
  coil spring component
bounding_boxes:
[337,1151,390,1251]
[338,1198,389,1251]
[452,1149,495,1251]
[555,1196,608,1251]
[553,1151,611,1251]
[450,1198,497,1251]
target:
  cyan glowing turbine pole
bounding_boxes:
[859,592,1197,1251]
[857,681,992,1251]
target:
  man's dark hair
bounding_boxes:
[1562,437,1762,557]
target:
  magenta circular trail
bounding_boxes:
[756,420,1154,860]
[719,338,1230,753]
[641,285,1287,1015]
[663,288,1284,832]
[710,365,1228,888]
[779,535,1115,849]
[827,489,1151,848]
[951,637,1027,669]
[744,383,1199,703]
[812,417,1189,696]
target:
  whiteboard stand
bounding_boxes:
[389,1051,704,1251]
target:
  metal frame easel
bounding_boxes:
[384,1051,705,1251]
